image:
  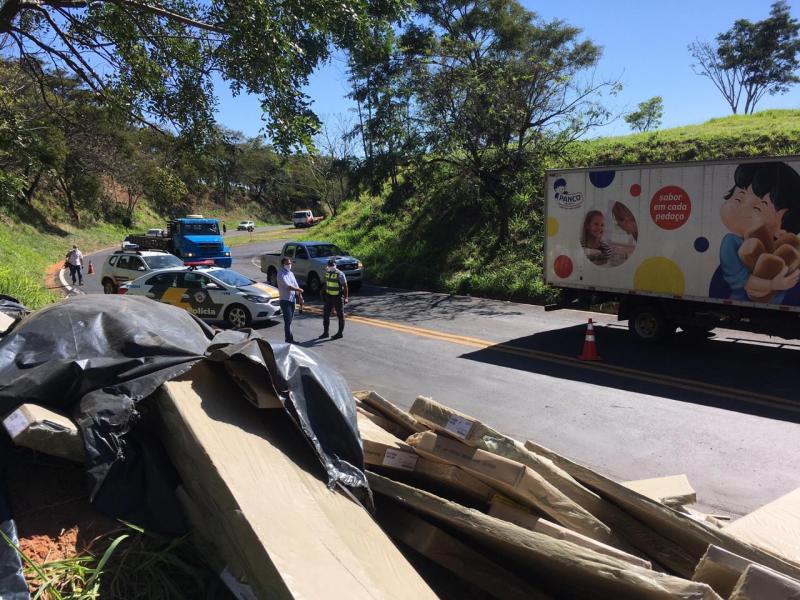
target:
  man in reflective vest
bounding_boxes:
[319,258,348,340]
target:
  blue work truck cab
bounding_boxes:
[126,217,232,267]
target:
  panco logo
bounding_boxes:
[554,178,583,209]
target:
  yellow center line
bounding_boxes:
[299,305,797,411]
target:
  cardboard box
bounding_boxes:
[730,564,800,600]
[725,488,800,564]
[157,363,437,599]
[3,404,84,462]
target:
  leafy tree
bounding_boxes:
[689,1,800,114]
[403,0,614,243]
[347,30,419,188]
[307,116,357,216]
[624,96,663,132]
[0,0,407,150]
[143,166,188,215]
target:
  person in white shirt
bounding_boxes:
[65,245,84,286]
[277,257,303,343]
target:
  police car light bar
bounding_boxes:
[184,259,215,267]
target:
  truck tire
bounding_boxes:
[307,272,322,295]
[102,278,117,294]
[349,281,362,292]
[225,304,252,329]
[267,267,278,287]
[629,304,675,342]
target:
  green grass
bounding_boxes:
[0,202,164,308]
[0,198,288,308]
[568,109,800,167]
[306,109,800,303]
[2,522,218,600]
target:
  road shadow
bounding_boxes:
[460,324,800,422]
[347,286,524,324]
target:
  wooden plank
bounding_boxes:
[488,496,652,570]
[157,362,437,600]
[524,439,800,582]
[623,475,697,507]
[408,431,620,546]
[377,500,551,600]
[729,564,800,600]
[725,488,800,564]
[354,390,427,437]
[368,472,722,600]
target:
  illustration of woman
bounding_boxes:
[581,210,612,266]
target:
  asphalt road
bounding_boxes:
[68,234,800,517]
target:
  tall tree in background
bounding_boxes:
[624,96,663,132]
[405,0,613,243]
[347,29,419,188]
[689,1,800,115]
[0,0,406,150]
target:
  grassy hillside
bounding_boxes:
[0,199,284,308]
[307,110,800,303]
[571,110,800,166]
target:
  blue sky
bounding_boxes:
[213,0,800,140]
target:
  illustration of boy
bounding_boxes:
[718,162,800,303]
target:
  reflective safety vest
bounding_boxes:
[325,270,341,296]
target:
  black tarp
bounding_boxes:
[0,482,29,600]
[0,295,368,533]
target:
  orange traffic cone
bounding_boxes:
[87,260,95,275]
[578,318,602,361]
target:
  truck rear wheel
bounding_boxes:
[267,267,278,287]
[307,272,322,295]
[629,304,675,343]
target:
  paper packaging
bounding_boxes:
[692,545,758,598]
[0,312,14,335]
[622,474,697,507]
[158,363,437,600]
[524,438,800,582]
[408,431,618,545]
[489,496,652,570]
[729,564,800,600]
[3,404,84,462]
[724,488,800,564]
[356,411,418,471]
[354,390,426,437]
[369,472,722,600]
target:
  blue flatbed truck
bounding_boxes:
[126,217,232,268]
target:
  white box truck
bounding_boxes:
[544,157,800,341]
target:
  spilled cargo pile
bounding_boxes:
[1,296,800,599]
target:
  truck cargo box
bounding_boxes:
[544,157,800,340]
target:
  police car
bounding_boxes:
[118,262,281,328]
